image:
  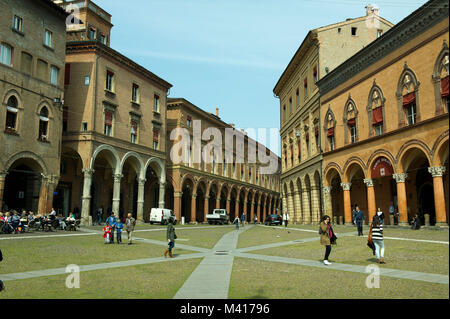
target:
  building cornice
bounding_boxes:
[66,41,173,91]
[317,0,449,96]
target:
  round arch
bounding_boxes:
[144,157,166,183]
[396,140,432,173]
[343,157,366,182]
[90,145,120,174]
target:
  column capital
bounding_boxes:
[341,182,352,191]
[0,170,8,179]
[428,166,446,177]
[192,194,197,199]
[363,179,374,187]
[113,174,123,183]
[137,178,147,185]
[323,186,331,194]
[82,168,95,176]
[159,181,166,187]
[205,196,210,200]
[174,191,183,198]
[393,173,408,183]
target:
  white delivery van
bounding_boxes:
[149,208,177,225]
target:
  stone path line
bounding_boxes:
[173,225,252,299]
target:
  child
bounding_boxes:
[103,222,112,244]
[115,219,123,244]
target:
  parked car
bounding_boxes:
[264,214,282,225]
[149,208,177,225]
[206,209,229,225]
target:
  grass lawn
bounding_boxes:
[0,258,202,299]
[228,258,449,299]
[0,234,196,274]
[237,225,320,249]
[134,225,236,249]
[247,235,449,275]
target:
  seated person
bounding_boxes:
[57,214,66,230]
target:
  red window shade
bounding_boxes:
[402,92,416,106]
[187,115,192,121]
[105,112,113,126]
[133,83,139,89]
[327,127,334,137]
[306,133,309,141]
[372,107,383,125]
[153,129,159,142]
[315,127,319,136]
[107,70,114,77]
[304,78,308,86]
[441,76,449,97]
[347,118,356,126]
[90,26,96,31]
[64,64,71,85]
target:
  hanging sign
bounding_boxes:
[371,156,394,179]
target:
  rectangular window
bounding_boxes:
[100,33,107,45]
[0,43,12,66]
[50,66,59,86]
[377,29,383,38]
[88,27,96,40]
[289,98,292,113]
[132,83,139,103]
[104,111,113,136]
[6,109,17,130]
[338,28,341,34]
[37,59,48,81]
[187,115,192,127]
[304,78,308,97]
[106,70,114,91]
[21,52,32,75]
[13,16,23,32]
[154,95,160,112]
[82,122,88,131]
[329,136,335,151]
[44,30,53,47]
[153,129,159,150]
[406,104,417,125]
[84,76,90,86]
[131,121,138,143]
[296,89,300,105]
[351,27,357,36]
[374,124,383,136]
[313,66,318,83]
[350,125,357,143]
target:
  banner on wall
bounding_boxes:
[371,157,394,179]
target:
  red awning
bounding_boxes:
[105,112,112,126]
[372,106,383,125]
[403,92,416,106]
[347,118,356,126]
[441,76,449,97]
[327,127,334,137]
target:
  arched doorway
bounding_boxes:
[346,163,368,224]
[196,181,207,223]
[230,187,237,221]
[181,178,194,223]
[92,150,116,220]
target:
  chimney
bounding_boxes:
[216,107,219,117]
[365,4,379,16]
[230,124,235,128]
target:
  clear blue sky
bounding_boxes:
[93,0,428,154]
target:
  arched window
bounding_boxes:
[367,82,386,137]
[38,106,49,140]
[324,108,336,151]
[343,97,358,144]
[433,41,449,114]
[5,96,18,132]
[396,63,420,127]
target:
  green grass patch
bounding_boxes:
[229,258,449,299]
[248,235,449,275]
[0,235,196,274]
[0,258,202,299]
[135,225,236,249]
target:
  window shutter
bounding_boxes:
[372,107,383,125]
[402,92,416,106]
[327,127,334,137]
[347,118,356,126]
[441,76,449,97]
[105,112,113,126]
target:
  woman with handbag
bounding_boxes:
[164,216,177,258]
[371,211,386,264]
[319,215,336,265]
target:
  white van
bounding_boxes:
[149,208,177,225]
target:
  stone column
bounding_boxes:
[226,198,231,214]
[46,176,59,215]
[216,197,221,209]
[311,186,320,224]
[158,182,166,209]
[0,171,7,211]
[287,193,294,220]
[323,186,332,220]
[263,198,267,222]
[243,200,248,216]
[393,173,408,226]
[136,178,146,223]
[112,174,122,215]
[302,188,311,224]
[235,200,240,217]
[174,191,182,222]
[428,167,448,226]
[38,175,49,215]
[204,196,209,223]
[364,179,376,224]
[341,182,352,224]
[81,169,94,226]
[282,195,288,217]
[190,194,197,223]
[293,190,302,224]
[250,201,255,222]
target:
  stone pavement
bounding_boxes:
[0,224,448,297]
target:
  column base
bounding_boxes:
[398,222,409,227]
[81,216,92,227]
[435,222,449,228]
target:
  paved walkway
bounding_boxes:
[0,224,448,297]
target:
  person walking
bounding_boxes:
[125,213,136,245]
[103,222,112,244]
[105,213,117,244]
[240,213,246,228]
[115,219,123,244]
[283,212,290,229]
[319,215,337,265]
[354,206,365,236]
[164,216,177,258]
[371,211,386,264]
[233,216,240,230]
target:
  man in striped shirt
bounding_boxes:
[372,211,385,264]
